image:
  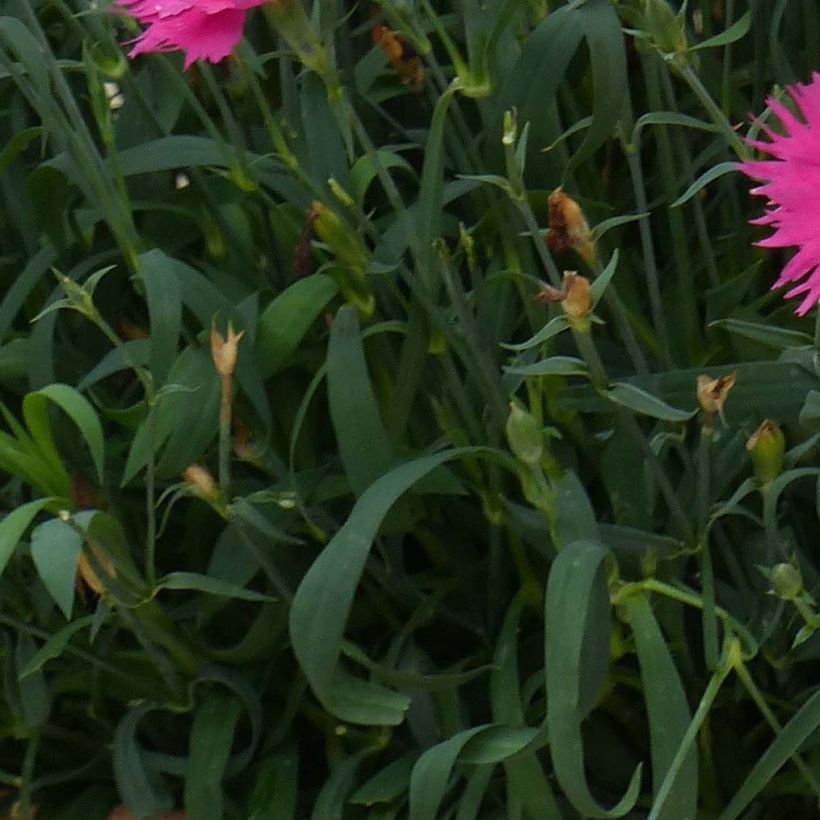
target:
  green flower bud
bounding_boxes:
[746,419,785,491]
[770,563,802,601]
[642,0,688,64]
[506,402,543,466]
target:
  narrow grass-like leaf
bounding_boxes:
[19,615,93,678]
[327,304,394,494]
[501,316,569,352]
[185,691,242,820]
[607,383,694,422]
[312,752,368,820]
[590,250,619,309]
[113,705,173,819]
[546,539,641,817]
[709,318,812,349]
[248,750,299,819]
[0,497,54,577]
[504,356,588,377]
[691,9,752,51]
[350,754,416,806]
[627,593,697,820]
[155,572,272,602]
[719,687,820,820]
[24,384,105,483]
[417,82,458,289]
[408,726,487,820]
[256,275,338,377]
[289,448,477,724]
[567,0,627,173]
[139,249,182,387]
[77,339,151,391]
[671,162,738,207]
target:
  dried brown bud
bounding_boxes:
[534,271,592,330]
[546,188,596,264]
[182,463,219,501]
[210,320,245,379]
[77,546,116,598]
[696,372,736,427]
[561,272,591,320]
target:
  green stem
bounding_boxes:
[18,731,40,820]
[674,64,749,160]
[218,376,233,495]
[698,428,718,670]
[734,656,820,802]
[628,579,758,655]
[647,645,734,820]
[625,148,671,366]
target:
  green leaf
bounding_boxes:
[417,82,459,290]
[0,126,41,176]
[30,517,83,620]
[408,726,488,820]
[567,0,627,173]
[113,705,173,818]
[18,615,93,678]
[14,632,49,728]
[185,691,242,820]
[289,448,478,725]
[24,383,105,483]
[504,356,588,377]
[28,164,69,251]
[691,9,752,51]
[77,339,151,391]
[501,316,570,352]
[350,754,416,806]
[139,249,183,387]
[350,149,415,207]
[312,752,369,820]
[327,304,394,495]
[709,318,812,349]
[0,497,54,577]
[155,572,273,602]
[590,249,619,309]
[248,750,299,819]
[671,162,738,208]
[553,471,599,548]
[607,383,694,422]
[627,593,697,820]
[546,539,642,818]
[256,275,338,378]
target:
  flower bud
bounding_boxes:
[770,562,803,601]
[535,271,592,331]
[210,320,245,379]
[561,272,592,322]
[505,402,543,465]
[77,546,116,598]
[263,0,330,78]
[547,188,596,265]
[311,201,374,317]
[182,463,219,501]
[696,372,736,428]
[746,419,785,490]
[642,0,688,63]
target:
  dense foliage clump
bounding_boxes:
[1,0,820,817]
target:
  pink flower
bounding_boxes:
[117,0,267,69]
[740,72,820,316]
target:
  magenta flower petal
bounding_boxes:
[117,0,267,68]
[740,72,820,315]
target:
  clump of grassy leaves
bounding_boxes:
[0,0,819,817]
